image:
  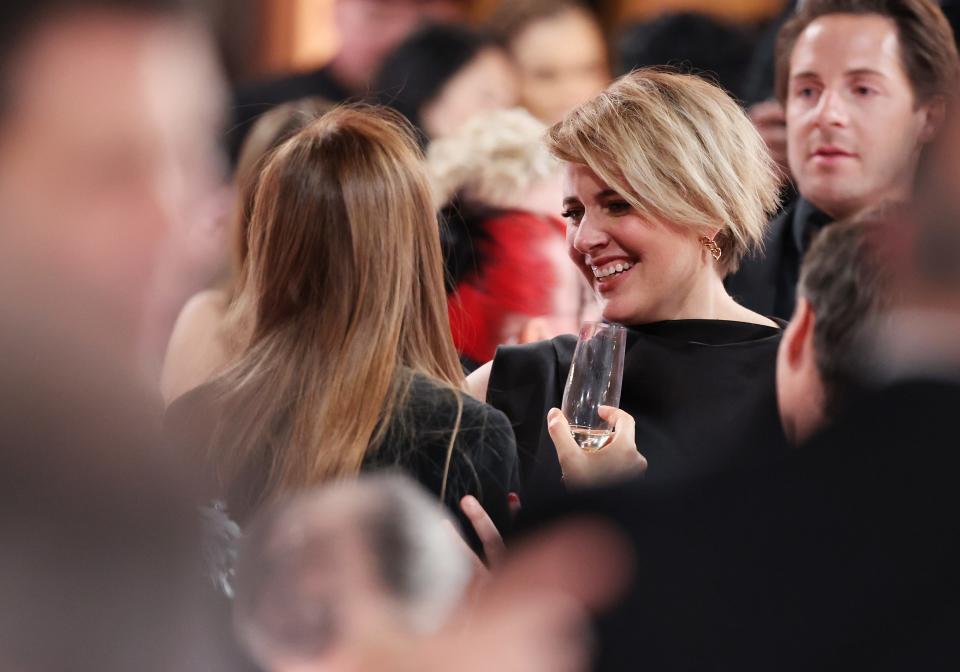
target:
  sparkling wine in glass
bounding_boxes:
[561,322,626,452]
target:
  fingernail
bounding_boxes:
[507,492,520,504]
[548,408,561,420]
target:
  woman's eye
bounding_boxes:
[603,201,631,215]
[561,209,583,223]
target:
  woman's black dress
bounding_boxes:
[486,319,788,504]
[166,372,520,549]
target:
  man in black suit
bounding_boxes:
[228,0,465,161]
[726,0,958,320]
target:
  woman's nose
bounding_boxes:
[572,214,608,256]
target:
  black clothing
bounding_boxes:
[516,377,960,671]
[726,197,833,319]
[741,0,798,106]
[228,65,351,163]
[372,23,495,145]
[486,320,787,505]
[166,372,520,549]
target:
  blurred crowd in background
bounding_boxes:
[4,1,960,671]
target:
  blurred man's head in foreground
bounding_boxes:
[233,475,473,672]
[777,213,897,444]
[0,0,226,369]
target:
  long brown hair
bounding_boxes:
[207,105,464,518]
[228,97,331,296]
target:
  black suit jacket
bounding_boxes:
[726,197,833,320]
[516,377,960,671]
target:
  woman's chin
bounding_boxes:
[600,303,641,326]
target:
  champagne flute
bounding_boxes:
[561,322,626,452]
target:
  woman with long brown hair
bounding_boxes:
[166,105,519,542]
[160,98,330,405]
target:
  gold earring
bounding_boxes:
[701,236,722,261]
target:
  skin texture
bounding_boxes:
[560,164,773,326]
[546,406,647,486]
[420,48,519,139]
[785,14,939,220]
[508,8,609,126]
[160,288,230,404]
[775,297,826,445]
[330,0,464,92]
[0,14,225,376]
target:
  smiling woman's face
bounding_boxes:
[560,163,706,325]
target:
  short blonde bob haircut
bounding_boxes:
[546,68,781,273]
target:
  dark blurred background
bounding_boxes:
[227,0,786,85]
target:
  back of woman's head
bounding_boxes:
[231,98,331,285]
[546,68,781,274]
[213,105,463,518]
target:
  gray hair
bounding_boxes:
[232,474,472,667]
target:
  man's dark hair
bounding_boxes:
[373,23,501,144]
[617,12,755,101]
[799,213,897,414]
[774,0,959,105]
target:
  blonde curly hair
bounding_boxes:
[427,107,559,208]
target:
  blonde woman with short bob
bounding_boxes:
[468,69,787,501]
[166,106,519,545]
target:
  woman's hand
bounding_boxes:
[460,495,508,569]
[547,406,647,487]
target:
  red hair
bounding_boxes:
[448,211,566,364]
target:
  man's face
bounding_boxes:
[785,14,934,219]
[333,0,464,91]
[0,14,225,351]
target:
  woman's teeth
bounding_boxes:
[591,261,633,279]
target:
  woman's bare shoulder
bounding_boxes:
[465,361,493,402]
[160,289,231,405]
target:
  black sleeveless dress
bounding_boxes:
[486,320,788,504]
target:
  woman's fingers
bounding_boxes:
[598,406,636,444]
[508,492,522,519]
[547,408,585,477]
[461,495,506,568]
